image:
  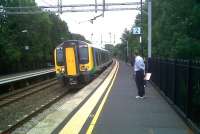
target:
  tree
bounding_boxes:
[104,44,114,53]
[0,0,74,74]
[118,0,200,59]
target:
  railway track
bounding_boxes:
[0,61,115,134]
[0,79,84,134]
[0,78,57,108]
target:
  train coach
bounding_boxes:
[54,40,112,85]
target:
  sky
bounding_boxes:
[35,0,140,46]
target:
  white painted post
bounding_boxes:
[148,0,152,58]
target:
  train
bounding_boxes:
[54,40,112,85]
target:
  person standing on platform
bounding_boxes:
[134,53,145,99]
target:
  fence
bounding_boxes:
[150,58,200,129]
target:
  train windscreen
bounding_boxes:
[56,47,64,66]
[79,47,89,64]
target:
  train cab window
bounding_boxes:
[56,47,64,66]
[79,46,89,64]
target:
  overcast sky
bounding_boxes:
[35,0,140,46]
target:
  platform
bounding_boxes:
[83,61,192,134]
[24,61,192,134]
[0,68,55,85]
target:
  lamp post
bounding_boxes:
[127,40,129,61]
[21,29,28,33]
[91,33,93,42]
[148,0,152,59]
[140,0,143,57]
[147,0,152,72]
[120,36,129,62]
[109,32,111,44]
[21,29,30,70]
[21,30,29,51]
[60,37,64,42]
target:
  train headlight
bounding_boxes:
[81,66,88,71]
[61,67,65,72]
[85,67,88,71]
[81,66,85,70]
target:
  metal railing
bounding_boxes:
[150,58,200,130]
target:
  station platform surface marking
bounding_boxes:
[59,61,119,134]
[85,61,192,134]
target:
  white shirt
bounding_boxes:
[134,56,145,71]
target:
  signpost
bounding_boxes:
[132,26,142,56]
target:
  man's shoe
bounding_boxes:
[139,96,144,99]
[136,96,140,99]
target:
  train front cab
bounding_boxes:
[78,42,95,83]
[63,42,80,84]
[54,47,65,85]
[54,47,64,77]
[54,42,80,85]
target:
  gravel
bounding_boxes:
[0,84,65,131]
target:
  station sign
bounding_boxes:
[132,27,141,35]
[0,5,5,13]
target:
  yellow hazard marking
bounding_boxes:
[86,62,119,134]
[59,61,118,134]
[65,48,77,76]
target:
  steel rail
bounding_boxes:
[1,86,70,134]
[1,61,115,134]
[0,78,56,100]
[0,79,57,108]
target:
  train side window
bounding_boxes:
[56,47,64,66]
[99,50,102,64]
[102,52,105,63]
[95,49,99,65]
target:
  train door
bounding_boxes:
[64,45,79,84]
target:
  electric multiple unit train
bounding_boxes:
[54,40,112,85]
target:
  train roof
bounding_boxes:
[57,40,109,52]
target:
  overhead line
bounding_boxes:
[5,11,48,15]
[42,0,55,7]
[62,8,140,12]
[5,8,140,14]
[1,2,143,9]
[1,2,142,15]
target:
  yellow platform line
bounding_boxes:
[59,61,119,134]
[86,62,119,134]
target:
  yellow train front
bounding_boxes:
[54,40,112,85]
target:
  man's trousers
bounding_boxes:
[135,69,145,97]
